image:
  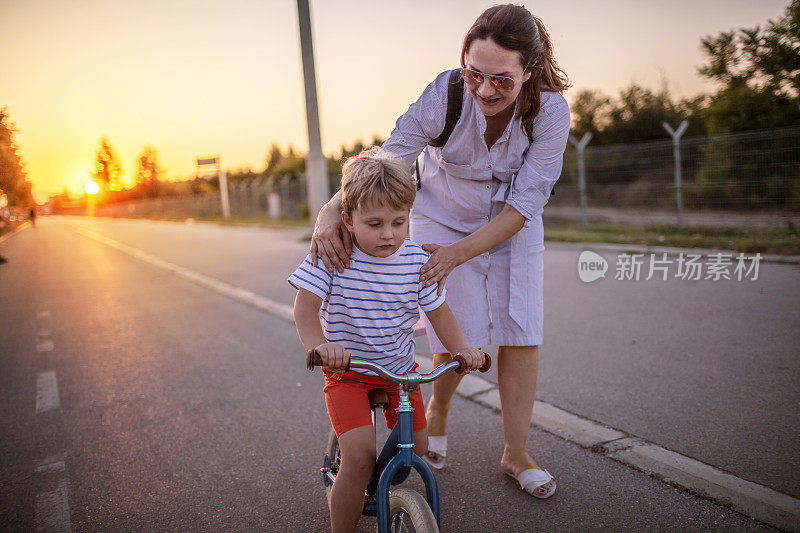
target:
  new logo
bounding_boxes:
[578,251,608,283]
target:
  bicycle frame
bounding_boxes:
[373,383,440,531]
[321,382,440,531]
[310,351,490,532]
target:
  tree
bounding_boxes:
[698,0,800,133]
[691,1,800,210]
[133,146,164,197]
[568,89,610,141]
[264,143,283,175]
[603,84,697,144]
[0,107,34,206]
[92,136,124,191]
[267,145,305,178]
[567,84,704,146]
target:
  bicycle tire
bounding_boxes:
[324,428,340,506]
[379,487,439,533]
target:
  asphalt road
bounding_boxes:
[0,216,792,531]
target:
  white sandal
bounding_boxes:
[505,468,557,499]
[422,436,447,470]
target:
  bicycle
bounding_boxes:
[306,349,491,533]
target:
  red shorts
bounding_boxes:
[322,364,427,437]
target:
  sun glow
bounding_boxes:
[84,180,100,195]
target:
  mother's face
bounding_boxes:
[464,38,531,118]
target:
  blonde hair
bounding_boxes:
[340,147,416,215]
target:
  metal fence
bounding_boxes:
[86,126,800,228]
[552,126,800,227]
[92,174,307,220]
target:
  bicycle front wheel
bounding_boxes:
[379,487,438,533]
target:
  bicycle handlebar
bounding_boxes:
[306,349,491,385]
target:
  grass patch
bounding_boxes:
[82,214,800,255]
[103,214,310,229]
[0,221,24,238]
[545,224,800,255]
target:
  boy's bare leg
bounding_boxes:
[424,353,464,452]
[330,426,376,533]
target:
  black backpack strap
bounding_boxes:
[428,69,464,148]
[416,69,464,191]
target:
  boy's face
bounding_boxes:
[342,201,409,258]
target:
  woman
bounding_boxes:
[311,4,570,499]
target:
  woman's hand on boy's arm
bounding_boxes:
[419,243,465,296]
[419,205,526,295]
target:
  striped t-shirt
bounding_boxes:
[288,239,446,376]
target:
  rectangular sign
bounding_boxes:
[196,157,218,166]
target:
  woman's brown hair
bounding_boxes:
[460,4,570,139]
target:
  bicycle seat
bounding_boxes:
[368,389,389,410]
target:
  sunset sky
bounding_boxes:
[1,0,790,202]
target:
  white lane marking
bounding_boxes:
[68,221,800,529]
[37,453,67,471]
[37,311,51,320]
[36,339,55,353]
[71,227,294,322]
[35,478,71,533]
[36,461,66,474]
[36,371,60,413]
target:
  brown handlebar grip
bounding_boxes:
[478,352,492,373]
[453,352,492,373]
[306,348,350,371]
[453,354,468,374]
[306,349,323,371]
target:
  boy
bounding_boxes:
[289,148,484,533]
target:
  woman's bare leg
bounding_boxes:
[497,345,555,495]
[424,353,464,457]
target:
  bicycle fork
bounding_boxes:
[374,384,441,532]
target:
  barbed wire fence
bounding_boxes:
[69,126,800,229]
[550,125,800,228]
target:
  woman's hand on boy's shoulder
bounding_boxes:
[311,203,353,274]
[420,243,466,296]
[315,342,351,371]
[457,348,486,372]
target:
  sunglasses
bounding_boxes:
[461,67,517,92]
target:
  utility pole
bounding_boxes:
[296,0,329,222]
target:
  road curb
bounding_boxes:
[546,240,800,265]
[70,222,800,531]
[416,355,800,531]
[0,221,30,244]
